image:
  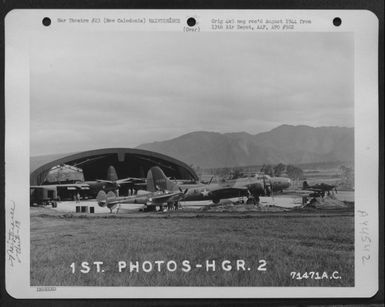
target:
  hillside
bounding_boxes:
[137,125,354,168]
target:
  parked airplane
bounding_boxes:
[180,173,291,204]
[302,181,337,198]
[30,165,144,205]
[96,166,187,213]
[82,165,144,196]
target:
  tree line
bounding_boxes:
[260,163,304,180]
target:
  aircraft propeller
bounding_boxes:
[262,176,272,197]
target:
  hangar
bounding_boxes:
[30,148,198,187]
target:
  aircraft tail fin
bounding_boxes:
[146,166,179,192]
[106,165,119,182]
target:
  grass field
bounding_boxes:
[30,208,354,287]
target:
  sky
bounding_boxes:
[30,30,354,156]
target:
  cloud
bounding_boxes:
[30,31,353,155]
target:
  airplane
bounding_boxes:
[30,165,144,205]
[302,181,337,198]
[80,165,144,197]
[96,166,188,213]
[96,166,291,211]
[179,173,291,204]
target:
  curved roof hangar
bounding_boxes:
[30,148,198,186]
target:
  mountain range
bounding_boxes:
[137,125,354,168]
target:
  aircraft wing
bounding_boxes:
[303,187,323,192]
[97,190,183,207]
[97,192,142,206]
[30,183,90,190]
[134,182,147,188]
[115,191,183,205]
[96,177,144,184]
[117,177,145,184]
[148,191,184,204]
[207,186,249,198]
[295,190,315,195]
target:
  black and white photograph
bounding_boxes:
[4,9,379,298]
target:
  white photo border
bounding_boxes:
[4,9,379,298]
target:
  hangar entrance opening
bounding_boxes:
[40,152,195,183]
[30,148,198,200]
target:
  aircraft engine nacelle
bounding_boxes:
[247,182,264,196]
[96,190,116,207]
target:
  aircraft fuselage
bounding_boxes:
[180,176,291,202]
